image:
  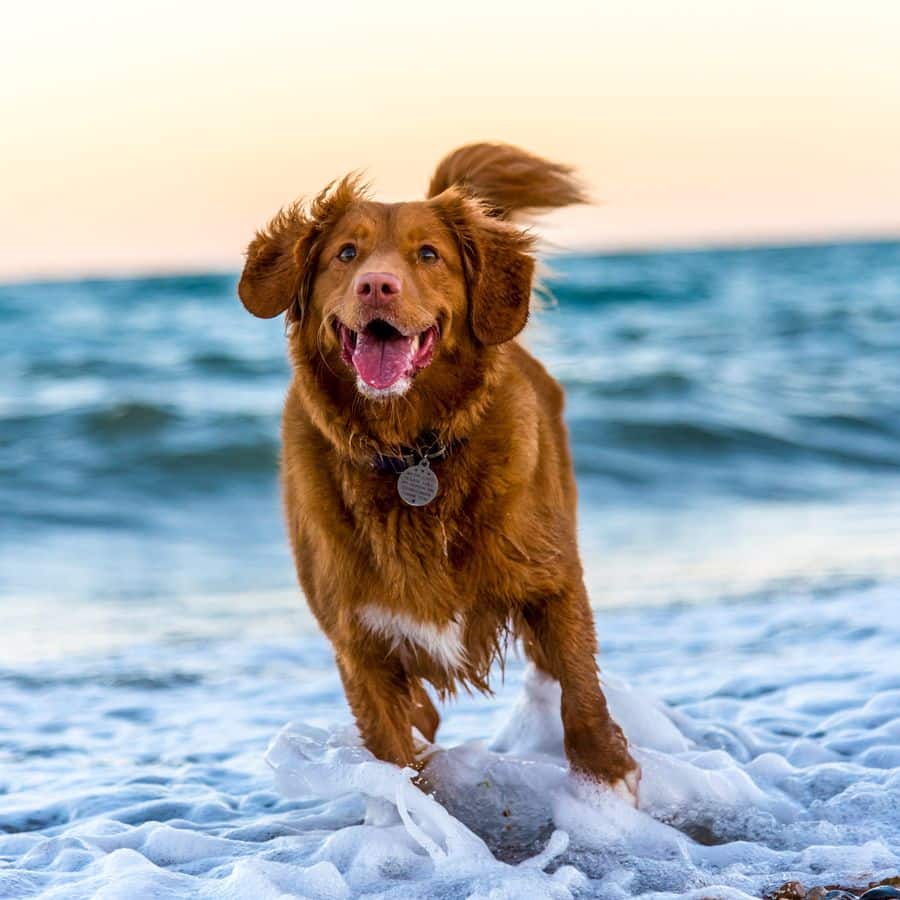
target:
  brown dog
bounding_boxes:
[238,143,640,802]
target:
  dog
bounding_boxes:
[238,142,640,802]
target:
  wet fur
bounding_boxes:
[238,143,639,793]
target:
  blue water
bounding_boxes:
[2,240,899,604]
[3,241,900,899]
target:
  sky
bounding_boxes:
[2,0,899,280]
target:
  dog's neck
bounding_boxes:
[371,431,460,474]
[290,341,508,466]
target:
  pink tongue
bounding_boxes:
[351,332,414,390]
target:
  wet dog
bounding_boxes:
[238,143,640,802]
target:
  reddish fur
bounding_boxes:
[238,143,639,790]
[428,142,588,219]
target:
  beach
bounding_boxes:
[2,241,899,897]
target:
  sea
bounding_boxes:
[1,240,899,898]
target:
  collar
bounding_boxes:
[372,431,456,474]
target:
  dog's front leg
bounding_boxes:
[521,586,641,804]
[336,650,419,769]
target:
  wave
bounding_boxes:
[79,401,181,437]
[571,415,900,466]
[2,241,900,600]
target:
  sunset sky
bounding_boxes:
[2,0,899,280]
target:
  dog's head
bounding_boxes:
[238,177,535,402]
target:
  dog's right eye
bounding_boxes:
[337,244,357,263]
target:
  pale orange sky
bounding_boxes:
[2,1,899,280]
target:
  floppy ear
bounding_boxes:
[238,204,312,319]
[467,216,536,345]
[239,176,367,320]
[432,188,536,345]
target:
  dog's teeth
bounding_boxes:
[410,335,420,352]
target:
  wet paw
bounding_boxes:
[609,765,641,808]
[569,758,642,808]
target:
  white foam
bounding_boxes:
[2,583,899,898]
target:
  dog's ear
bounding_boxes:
[239,176,366,320]
[238,204,311,319]
[432,188,536,345]
[467,215,536,345]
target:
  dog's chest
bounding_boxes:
[357,604,467,671]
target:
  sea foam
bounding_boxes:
[1,583,898,898]
[260,649,899,900]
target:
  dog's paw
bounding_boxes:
[609,765,641,808]
[569,759,642,808]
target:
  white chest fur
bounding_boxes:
[358,605,467,671]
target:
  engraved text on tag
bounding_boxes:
[397,460,439,507]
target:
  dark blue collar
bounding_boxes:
[372,433,455,474]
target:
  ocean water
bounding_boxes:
[1,240,899,898]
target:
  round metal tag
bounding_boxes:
[397,459,439,507]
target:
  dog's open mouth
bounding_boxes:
[339,320,439,391]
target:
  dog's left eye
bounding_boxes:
[337,244,357,263]
[418,245,439,263]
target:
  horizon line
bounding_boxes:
[3,229,899,288]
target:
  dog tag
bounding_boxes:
[397,459,439,507]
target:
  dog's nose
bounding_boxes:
[355,272,401,304]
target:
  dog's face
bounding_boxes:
[238,180,535,402]
[312,200,466,399]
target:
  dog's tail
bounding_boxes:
[427,142,587,220]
